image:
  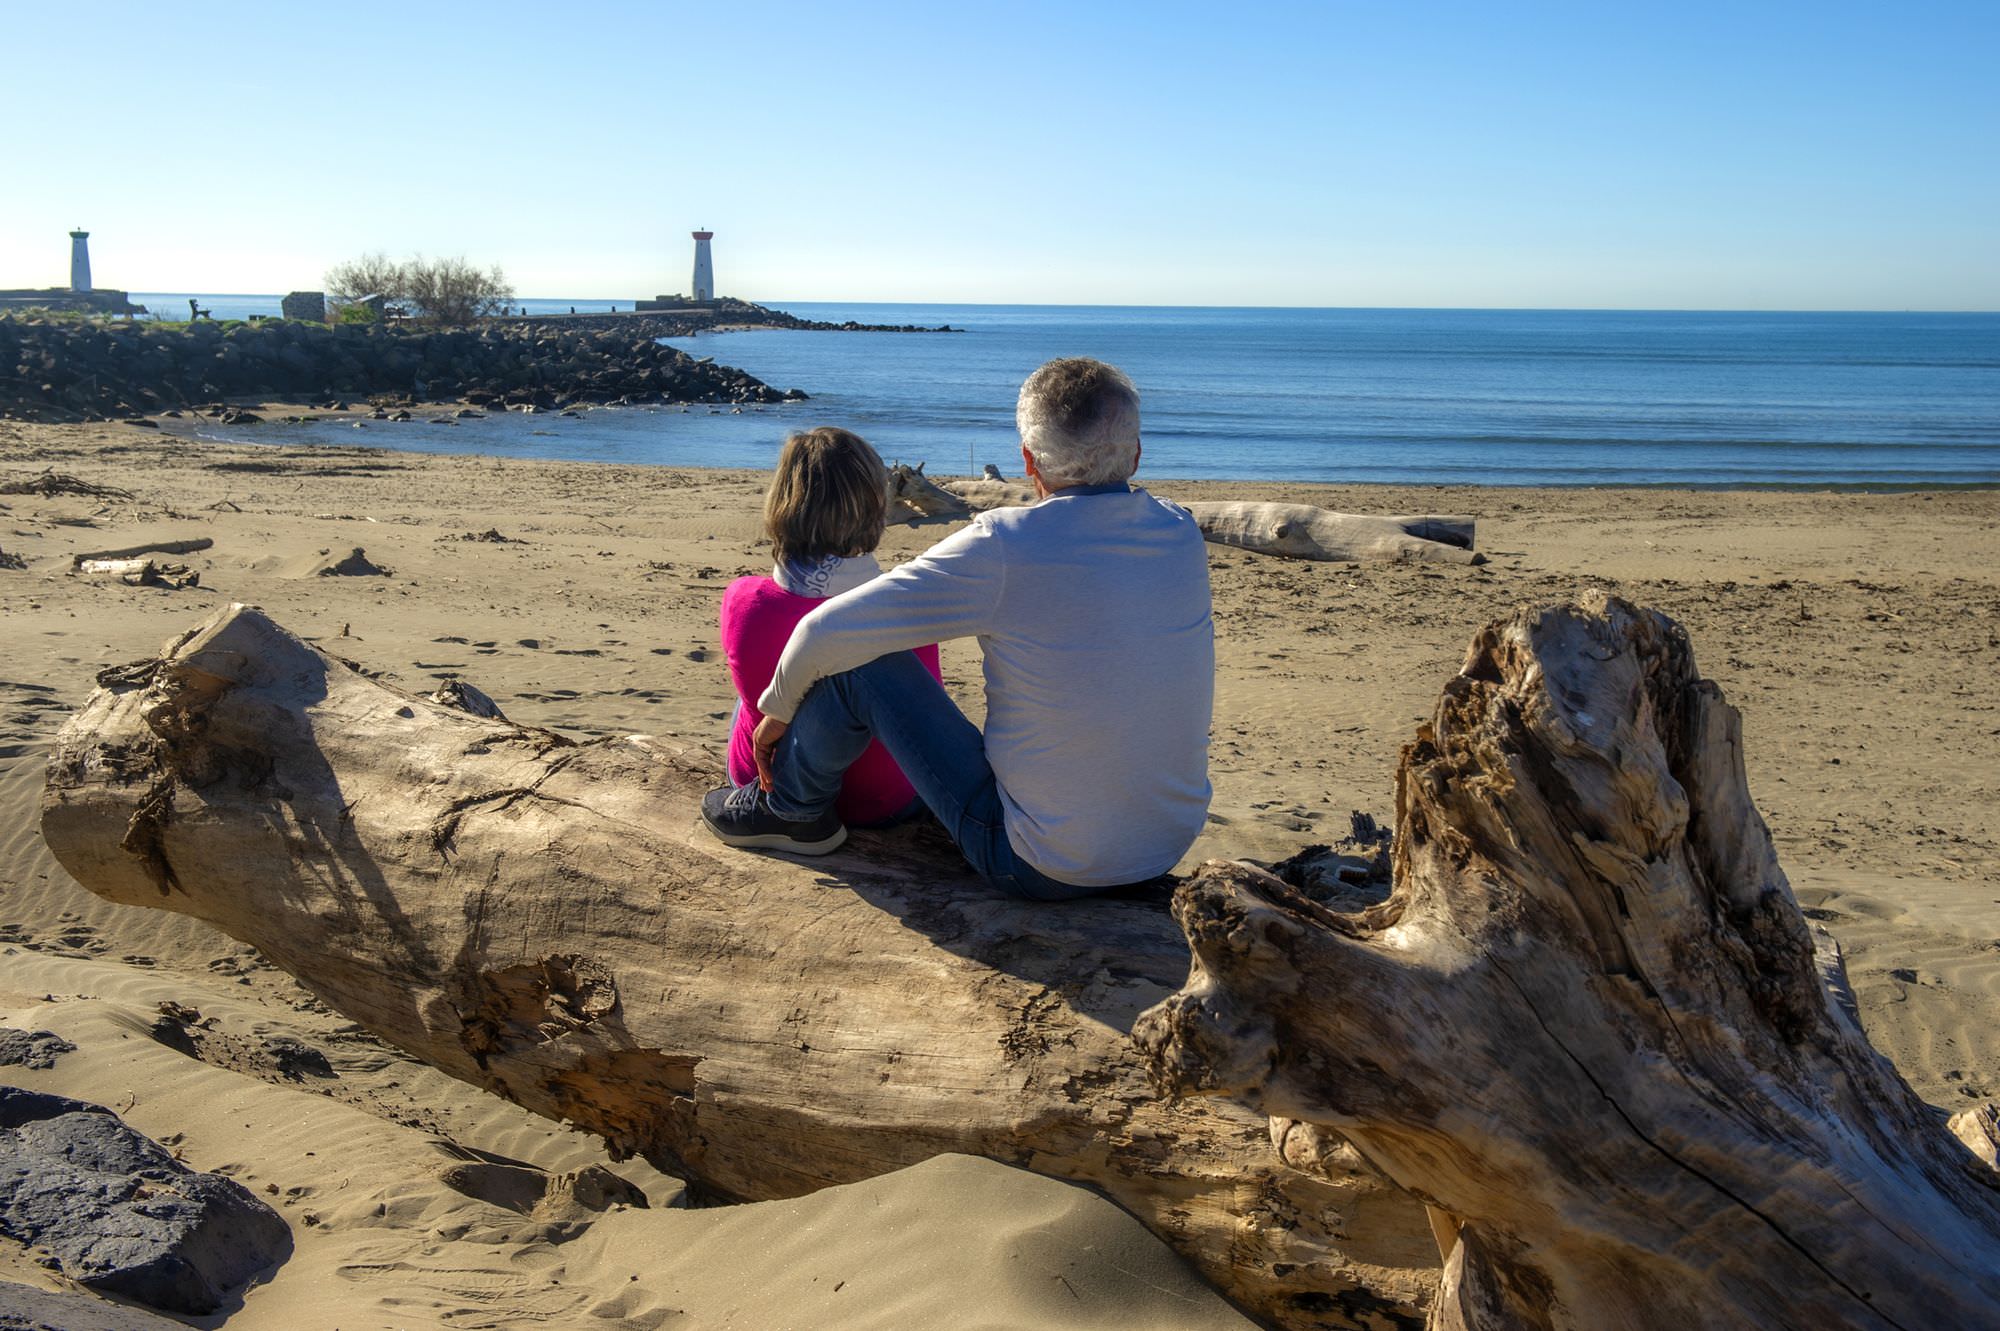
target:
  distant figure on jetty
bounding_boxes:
[702,358,1214,899]
[716,427,943,829]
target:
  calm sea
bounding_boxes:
[130,296,2000,487]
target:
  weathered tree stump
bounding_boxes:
[1136,593,2000,1330]
[41,604,1439,1331]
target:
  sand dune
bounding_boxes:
[2,418,1995,1326]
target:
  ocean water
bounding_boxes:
[134,298,2000,487]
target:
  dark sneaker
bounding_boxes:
[700,782,848,855]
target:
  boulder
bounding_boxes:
[316,548,390,577]
[0,1279,191,1331]
[0,1030,74,1070]
[0,1087,290,1313]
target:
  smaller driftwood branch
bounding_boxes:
[71,538,214,568]
[0,470,134,500]
[885,461,971,518]
[1952,1103,2000,1171]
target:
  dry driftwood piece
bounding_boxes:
[1952,1103,2000,1171]
[76,558,156,578]
[0,470,133,500]
[1181,502,1479,565]
[1136,593,2000,1331]
[41,604,1439,1331]
[70,537,214,568]
[74,558,200,589]
[899,474,1483,566]
[885,461,972,519]
[942,476,1041,511]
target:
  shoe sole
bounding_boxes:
[704,821,849,856]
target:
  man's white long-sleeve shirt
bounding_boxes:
[758,485,1214,886]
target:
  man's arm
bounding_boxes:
[757,520,1005,723]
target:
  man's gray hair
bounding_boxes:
[1015,358,1141,489]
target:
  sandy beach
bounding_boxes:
[1,416,1995,1329]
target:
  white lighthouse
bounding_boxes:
[69,230,92,293]
[690,230,714,302]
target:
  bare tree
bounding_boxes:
[403,255,516,324]
[324,252,408,303]
[323,253,516,324]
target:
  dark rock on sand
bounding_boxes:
[0,1030,74,1070]
[260,1036,335,1080]
[318,548,390,577]
[0,1278,191,1331]
[0,1087,290,1314]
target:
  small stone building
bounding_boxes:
[281,291,326,322]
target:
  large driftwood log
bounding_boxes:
[41,605,1439,1331]
[1136,594,2000,1330]
[894,465,1483,565]
[941,475,1040,511]
[1181,503,1480,565]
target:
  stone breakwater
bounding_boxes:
[500,297,960,336]
[0,316,806,424]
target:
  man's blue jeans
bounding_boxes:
[761,652,1092,901]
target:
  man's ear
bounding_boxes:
[1020,444,1038,479]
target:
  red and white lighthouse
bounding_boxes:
[691,230,714,302]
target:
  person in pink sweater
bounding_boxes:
[720,427,941,827]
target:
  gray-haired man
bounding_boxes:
[701,358,1215,899]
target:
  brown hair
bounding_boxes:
[763,427,889,566]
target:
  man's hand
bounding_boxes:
[751,714,789,793]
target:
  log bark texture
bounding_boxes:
[41,605,1440,1331]
[1135,593,2000,1330]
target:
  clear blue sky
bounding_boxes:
[7,0,1995,309]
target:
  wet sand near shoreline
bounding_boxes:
[1,418,1995,1328]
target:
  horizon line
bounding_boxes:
[122,293,2000,317]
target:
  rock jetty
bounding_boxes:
[534,296,958,335]
[0,315,806,424]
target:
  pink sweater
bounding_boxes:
[720,575,942,826]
